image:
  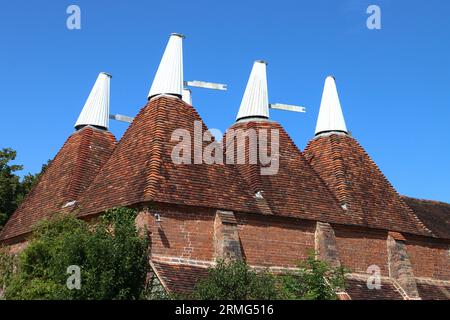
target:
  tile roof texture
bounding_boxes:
[77,95,260,217]
[416,280,450,300]
[304,133,431,237]
[223,120,349,223]
[152,261,209,294]
[402,196,450,239]
[0,126,117,242]
[152,262,411,300]
[344,277,404,300]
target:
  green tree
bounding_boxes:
[279,252,347,300]
[0,148,22,227]
[192,259,279,300]
[0,148,50,229]
[4,207,150,300]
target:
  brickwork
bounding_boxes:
[315,222,341,268]
[236,214,315,268]
[213,211,243,261]
[7,240,28,255]
[405,235,450,281]
[145,204,215,262]
[334,226,389,276]
[387,234,420,299]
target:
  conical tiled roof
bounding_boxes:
[0,126,117,243]
[77,95,260,217]
[304,133,431,236]
[224,120,349,223]
[224,60,345,222]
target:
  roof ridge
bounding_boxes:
[66,127,94,202]
[230,121,264,193]
[329,134,351,208]
[143,99,166,200]
[305,134,355,212]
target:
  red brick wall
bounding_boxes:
[7,240,28,255]
[334,226,389,276]
[236,214,315,268]
[143,203,450,284]
[147,207,317,268]
[406,236,450,281]
[146,205,215,261]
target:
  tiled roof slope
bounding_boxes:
[223,120,348,223]
[416,280,450,300]
[402,196,450,240]
[77,95,260,217]
[0,126,117,242]
[345,277,403,300]
[304,134,430,237]
[152,262,209,294]
[152,263,409,300]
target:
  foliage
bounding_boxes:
[4,207,150,300]
[191,253,347,301]
[0,148,22,227]
[0,148,49,229]
[192,259,279,300]
[279,252,347,300]
[0,248,15,295]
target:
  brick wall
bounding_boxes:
[144,205,450,284]
[236,214,315,268]
[6,240,28,255]
[406,236,450,281]
[334,226,389,276]
[145,204,215,261]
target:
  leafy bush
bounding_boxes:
[279,252,347,300]
[191,253,347,300]
[0,248,15,296]
[192,259,279,300]
[4,207,150,300]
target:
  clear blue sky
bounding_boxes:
[0,0,449,202]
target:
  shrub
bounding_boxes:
[4,207,150,300]
[191,253,347,300]
[192,259,279,300]
[0,248,15,297]
[279,252,347,300]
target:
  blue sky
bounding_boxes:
[0,0,449,202]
